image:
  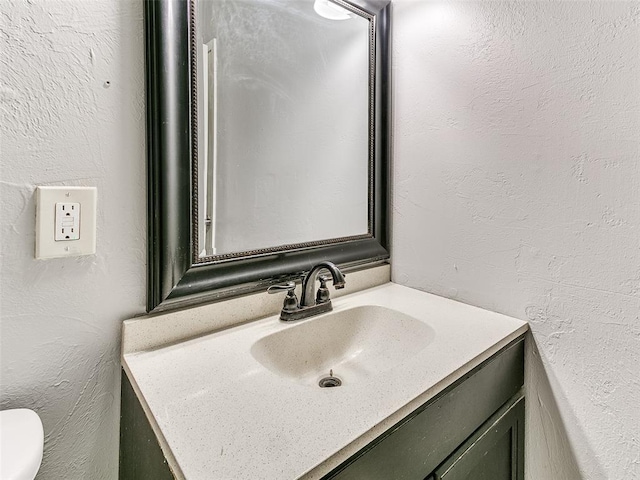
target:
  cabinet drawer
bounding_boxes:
[323,337,525,480]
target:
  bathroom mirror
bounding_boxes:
[145,0,390,311]
[195,0,370,258]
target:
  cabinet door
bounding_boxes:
[432,396,524,480]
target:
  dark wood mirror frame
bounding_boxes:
[145,0,391,312]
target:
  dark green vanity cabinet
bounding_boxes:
[120,371,175,480]
[120,336,525,480]
[322,336,525,480]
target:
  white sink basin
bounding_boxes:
[250,305,435,386]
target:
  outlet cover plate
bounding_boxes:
[36,186,97,259]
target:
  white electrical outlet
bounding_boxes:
[36,186,97,259]
[55,202,80,241]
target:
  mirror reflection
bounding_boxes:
[196,0,372,258]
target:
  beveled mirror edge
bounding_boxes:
[146,0,391,312]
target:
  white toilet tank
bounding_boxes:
[0,409,44,480]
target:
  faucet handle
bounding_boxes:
[267,282,298,312]
[319,272,346,289]
[267,281,295,293]
[316,275,331,304]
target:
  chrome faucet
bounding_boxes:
[267,261,346,321]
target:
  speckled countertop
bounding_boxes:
[123,282,528,480]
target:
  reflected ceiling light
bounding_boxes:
[314,0,353,20]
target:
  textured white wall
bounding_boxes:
[392,1,639,479]
[0,0,146,478]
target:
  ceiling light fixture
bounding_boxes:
[313,0,353,20]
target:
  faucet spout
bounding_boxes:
[300,261,345,307]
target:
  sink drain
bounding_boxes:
[319,370,342,388]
